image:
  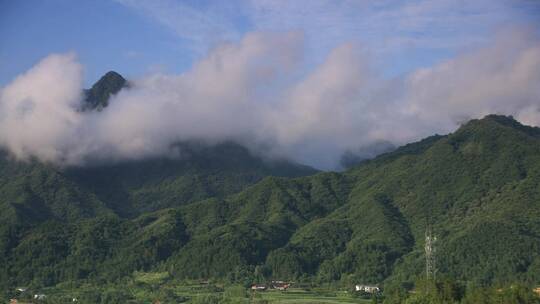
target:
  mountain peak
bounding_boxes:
[482,114,519,125]
[460,114,540,138]
[101,70,124,80]
[83,71,127,111]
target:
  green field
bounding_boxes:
[251,289,372,303]
[5,278,539,304]
[182,288,373,304]
[167,284,374,304]
[3,283,375,304]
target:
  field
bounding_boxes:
[245,289,372,303]
[185,288,373,304]
[3,281,376,304]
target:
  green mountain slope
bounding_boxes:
[253,115,540,286]
[1,115,539,291]
[162,115,540,286]
[0,140,317,286]
[65,141,318,217]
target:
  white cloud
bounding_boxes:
[0,28,539,169]
[84,32,304,162]
[0,32,305,165]
[402,27,540,135]
[0,53,84,162]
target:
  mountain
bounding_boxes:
[83,71,127,110]
[64,140,318,217]
[0,140,318,287]
[0,71,318,287]
[162,115,540,287]
[0,113,539,291]
[148,115,540,286]
[265,115,540,286]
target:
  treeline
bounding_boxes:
[383,279,540,304]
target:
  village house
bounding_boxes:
[271,280,291,291]
[251,284,267,291]
[355,285,380,293]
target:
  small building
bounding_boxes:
[271,281,291,291]
[15,287,27,292]
[355,285,380,293]
[251,284,267,291]
[34,294,47,300]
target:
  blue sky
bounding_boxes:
[2,0,539,87]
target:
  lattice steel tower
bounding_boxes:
[425,225,437,283]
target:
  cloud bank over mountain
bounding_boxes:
[1,28,539,169]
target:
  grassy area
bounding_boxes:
[2,278,375,303]
[172,286,373,304]
[254,288,372,303]
[4,271,539,303]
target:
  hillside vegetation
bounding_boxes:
[1,114,539,294]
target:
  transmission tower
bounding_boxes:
[424,225,437,284]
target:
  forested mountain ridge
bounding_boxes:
[0,141,318,287]
[164,114,540,286]
[64,141,318,217]
[0,94,539,292]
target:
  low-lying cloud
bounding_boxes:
[1,28,539,169]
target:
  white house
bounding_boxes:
[355,285,380,293]
[251,284,267,291]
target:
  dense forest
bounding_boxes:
[0,73,539,303]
